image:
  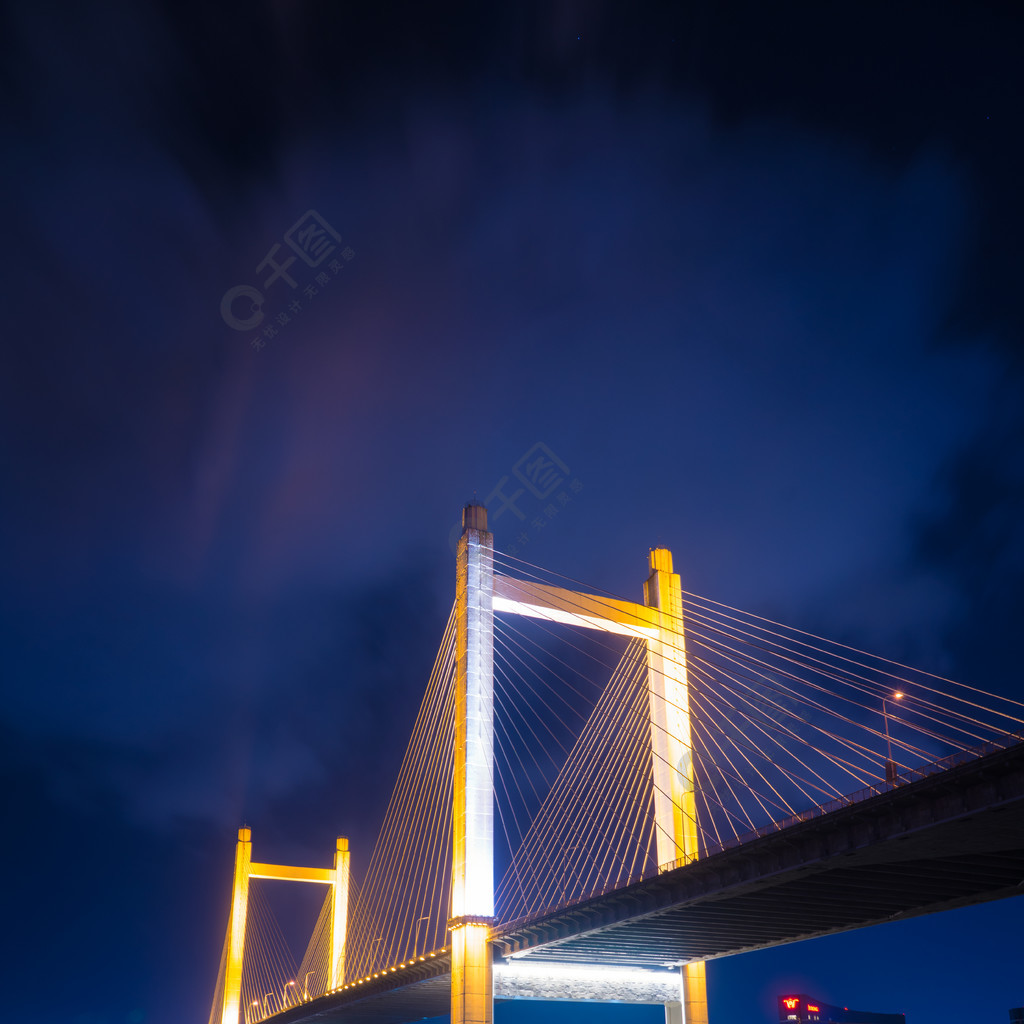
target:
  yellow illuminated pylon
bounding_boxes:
[222,828,251,1024]
[447,514,707,1024]
[644,549,707,1024]
[219,829,349,1024]
[643,548,699,869]
[331,837,350,989]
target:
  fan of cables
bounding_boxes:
[289,547,1024,982]
[239,881,303,1023]
[490,550,1024,922]
[344,608,457,979]
[681,585,1024,847]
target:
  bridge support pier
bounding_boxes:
[683,962,708,1024]
[452,922,492,1024]
[664,963,707,1024]
[452,504,495,1024]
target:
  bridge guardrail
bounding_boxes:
[664,731,1024,870]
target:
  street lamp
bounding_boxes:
[883,691,904,785]
[303,971,315,1001]
[280,980,296,1009]
[414,916,430,956]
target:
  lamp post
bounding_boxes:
[303,971,314,1002]
[280,980,296,1010]
[883,691,904,785]
[414,916,430,956]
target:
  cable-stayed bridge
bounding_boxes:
[208,505,1024,1024]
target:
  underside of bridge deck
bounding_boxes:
[272,741,1024,1024]
[272,957,453,1024]
[497,740,1024,966]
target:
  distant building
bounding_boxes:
[1009,1008,1023,1022]
[778,994,905,1024]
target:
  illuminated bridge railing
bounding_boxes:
[737,730,1024,853]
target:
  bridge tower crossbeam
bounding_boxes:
[453,504,707,1024]
[219,829,350,1024]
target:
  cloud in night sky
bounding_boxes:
[1,4,1021,1024]
[3,91,996,825]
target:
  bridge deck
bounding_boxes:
[274,740,1024,1023]
[499,739,1024,965]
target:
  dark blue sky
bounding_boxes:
[1,3,1022,1023]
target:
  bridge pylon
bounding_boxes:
[644,547,699,869]
[644,549,707,1024]
[223,827,252,1024]
[454,505,707,1024]
[217,828,350,1024]
[451,503,495,1024]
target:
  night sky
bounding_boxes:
[2,3,1023,1023]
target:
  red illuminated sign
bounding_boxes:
[808,1007,820,1013]
[783,998,800,1010]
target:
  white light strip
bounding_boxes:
[497,962,675,982]
[493,596,659,639]
[493,961,681,1005]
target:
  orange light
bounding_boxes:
[808,1006,820,1013]
[783,997,799,1009]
